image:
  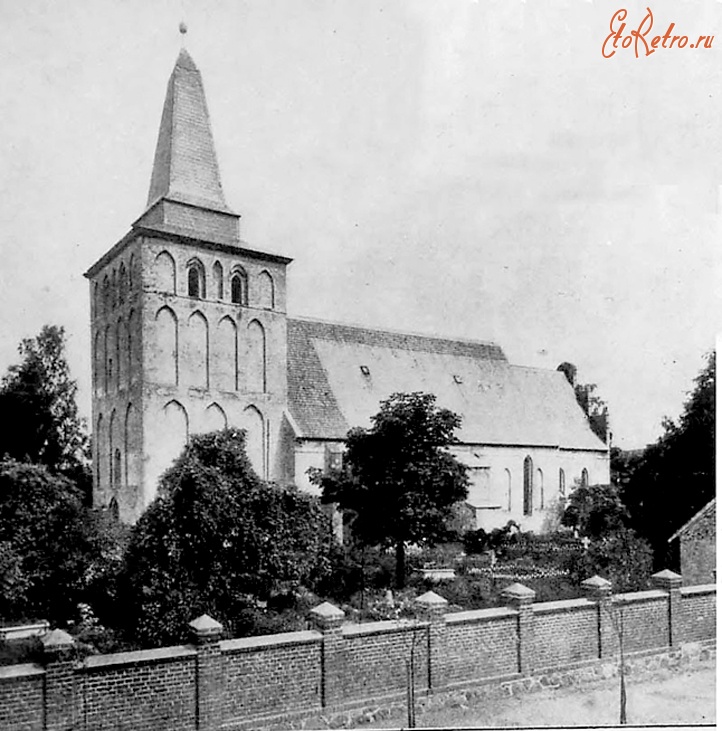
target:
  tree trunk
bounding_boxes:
[395,540,406,589]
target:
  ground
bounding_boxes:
[352,659,715,728]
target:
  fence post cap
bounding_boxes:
[310,601,345,621]
[651,569,683,589]
[415,590,448,607]
[502,582,536,608]
[189,613,223,635]
[582,575,612,589]
[41,629,75,653]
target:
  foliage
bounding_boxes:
[0,460,99,624]
[566,528,653,592]
[622,351,715,563]
[561,483,629,538]
[311,392,469,588]
[0,326,91,498]
[118,429,335,647]
[462,521,521,557]
[557,363,608,443]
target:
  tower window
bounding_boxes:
[231,269,248,305]
[188,262,205,299]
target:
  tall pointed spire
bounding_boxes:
[135,43,240,243]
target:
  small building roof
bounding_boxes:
[286,317,607,452]
[668,498,716,543]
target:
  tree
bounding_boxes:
[0,326,90,498]
[0,460,98,624]
[622,351,715,565]
[311,392,469,589]
[118,429,335,647]
[561,483,629,538]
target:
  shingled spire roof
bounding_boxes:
[134,47,240,244]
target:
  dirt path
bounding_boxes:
[361,660,715,728]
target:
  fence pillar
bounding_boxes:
[189,614,224,731]
[309,601,345,708]
[502,582,535,675]
[582,575,614,659]
[41,629,76,731]
[651,569,683,648]
[414,590,448,692]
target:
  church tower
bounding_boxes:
[85,47,291,521]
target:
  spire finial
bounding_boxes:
[179,21,188,36]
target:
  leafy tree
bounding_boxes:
[622,351,715,565]
[118,429,335,647]
[311,392,469,589]
[561,483,629,538]
[566,527,653,592]
[0,326,91,499]
[0,460,98,624]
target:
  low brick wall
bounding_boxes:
[0,570,714,730]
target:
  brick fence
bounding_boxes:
[0,570,715,730]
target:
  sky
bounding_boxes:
[0,0,719,450]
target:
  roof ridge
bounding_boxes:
[287,315,503,350]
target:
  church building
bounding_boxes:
[85,48,610,530]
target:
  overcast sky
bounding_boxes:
[0,0,719,449]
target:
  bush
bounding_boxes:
[566,528,653,592]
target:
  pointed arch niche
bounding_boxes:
[161,400,189,471]
[203,402,228,433]
[125,403,141,499]
[153,306,178,385]
[257,270,275,309]
[186,311,209,389]
[213,316,237,391]
[154,251,176,294]
[247,319,267,393]
[242,405,264,478]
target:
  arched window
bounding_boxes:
[231,267,248,305]
[187,260,206,299]
[581,468,589,488]
[504,468,512,511]
[109,497,119,521]
[536,468,544,510]
[523,456,533,516]
[559,468,566,495]
[212,261,224,300]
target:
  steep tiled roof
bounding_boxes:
[287,318,607,451]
